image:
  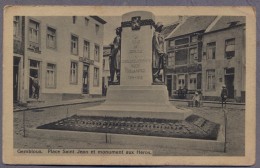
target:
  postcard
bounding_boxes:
[3,6,256,165]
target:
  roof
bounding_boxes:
[90,16,107,24]
[206,16,245,32]
[161,22,180,38]
[167,16,217,39]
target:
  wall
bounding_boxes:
[202,26,245,101]
[22,16,104,102]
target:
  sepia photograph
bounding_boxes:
[3,6,256,165]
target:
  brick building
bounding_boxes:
[165,16,246,102]
[165,16,216,96]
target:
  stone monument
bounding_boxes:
[79,11,191,120]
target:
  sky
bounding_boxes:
[102,16,178,46]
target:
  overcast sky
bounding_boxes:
[102,16,179,45]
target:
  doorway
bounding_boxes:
[167,75,172,97]
[82,64,89,94]
[13,57,20,102]
[29,60,40,99]
[225,68,235,98]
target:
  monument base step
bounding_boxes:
[79,85,192,120]
[79,103,192,120]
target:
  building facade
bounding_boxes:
[202,16,245,102]
[13,16,25,103]
[165,16,216,97]
[13,16,106,103]
[165,16,246,102]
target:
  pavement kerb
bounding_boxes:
[169,99,245,106]
[14,98,244,112]
[13,98,106,112]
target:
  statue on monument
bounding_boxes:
[152,22,167,84]
[109,27,122,85]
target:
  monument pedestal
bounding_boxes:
[79,11,191,120]
[79,85,191,120]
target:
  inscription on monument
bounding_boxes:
[120,11,154,85]
[122,31,150,83]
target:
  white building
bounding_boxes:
[13,16,106,103]
[202,16,245,102]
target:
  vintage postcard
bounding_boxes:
[2,6,256,165]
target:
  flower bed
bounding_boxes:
[37,115,220,140]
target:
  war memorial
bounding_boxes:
[27,11,225,152]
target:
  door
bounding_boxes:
[225,74,234,98]
[167,75,172,97]
[29,60,40,99]
[82,65,89,94]
[13,57,20,102]
[225,68,235,99]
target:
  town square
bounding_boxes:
[5,6,256,165]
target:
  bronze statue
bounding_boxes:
[109,27,122,84]
[153,22,167,83]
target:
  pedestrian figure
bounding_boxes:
[153,22,167,83]
[103,85,107,96]
[221,85,228,108]
[29,74,40,99]
[178,86,183,99]
[192,91,201,107]
[109,27,122,84]
[182,86,188,99]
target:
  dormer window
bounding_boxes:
[225,38,235,59]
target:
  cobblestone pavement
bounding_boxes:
[13,101,245,156]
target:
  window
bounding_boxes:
[29,60,40,98]
[206,70,215,90]
[83,40,90,59]
[167,52,175,66]
[94,44,100,62]
[225,67,235,75]
[175,38,189,46]
[189,48,198,63]
[206,42,216,59]
[175,49,188,65]
[46,63,56,88]
[72,16,76,24]
[85,17,89,26]
[70,62,78,84]
[13,16,20,38]
[103,59,105,70]
[94,67,99,86]
[225,38,235,59]
[47,27,56,49]
[95,24,99,34]
[71,34,78,55]
[189,74,197,90]
[169,40,175,47]
[177,74,185,89]
[29,19,40,44]
[190,35,198,43]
